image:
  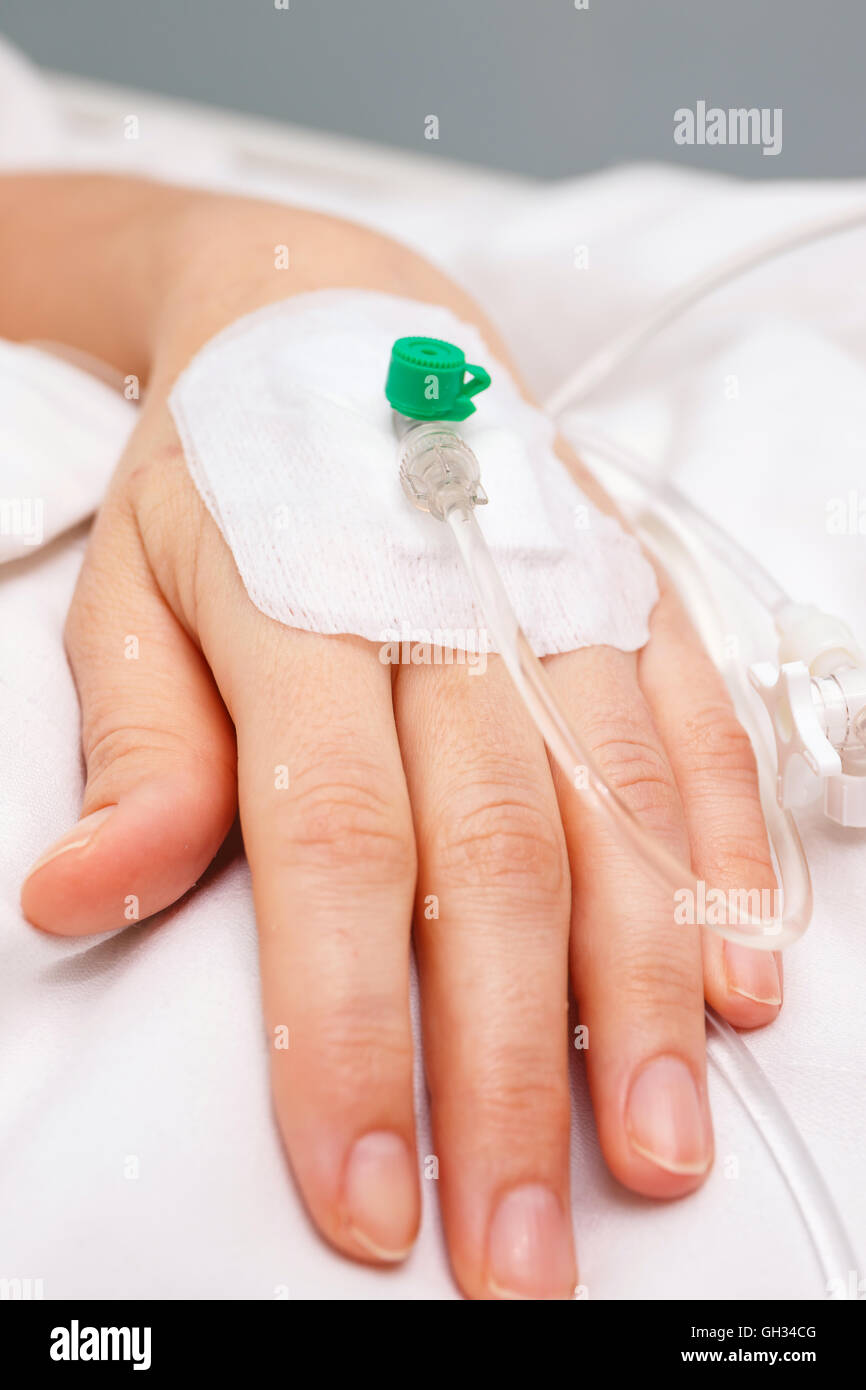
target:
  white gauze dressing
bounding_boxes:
[168,290,657,654]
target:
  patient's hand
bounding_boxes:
[15,179,781,1300]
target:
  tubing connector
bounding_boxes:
[750,606,866,824]
[396,417,488,522]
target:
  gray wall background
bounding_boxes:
[2,0,862,179]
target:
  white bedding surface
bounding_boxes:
[1,36,864,1299]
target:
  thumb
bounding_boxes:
[21,493,237,936]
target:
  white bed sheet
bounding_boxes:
[0,35,864,1300]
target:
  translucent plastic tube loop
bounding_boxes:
[445,501,802,949]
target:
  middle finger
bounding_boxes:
[395,650,576,1302]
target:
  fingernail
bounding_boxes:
[723,942,782,1006]
[487,1184,576,1300]
[626,1055,712,1175]
[343,1131,417,1261]
[25,806,117,878]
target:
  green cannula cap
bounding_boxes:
[385,335,491,421]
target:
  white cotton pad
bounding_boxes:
[168,290,657,654]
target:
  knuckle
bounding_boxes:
[701,830,776,885]
[616,944,703,1018]
[278,762,415,878]
[680,700,759,784]
[433,783,568,899]
[675,705,774,883]
[125,437,189,503]
[82,721,201,786]
[459,1064,570,1139]
[126,443,193,557]
[291,1004,413,1104]
[585,722,681,826]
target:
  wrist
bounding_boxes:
[151,195,407,385]
[150,196,479,390]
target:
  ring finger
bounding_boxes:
[546,644,714,1197]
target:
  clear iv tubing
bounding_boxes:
[562,423,814,940]
[445,495,803,948]
[525,202,866,948]
[705,1010,858,1289]
[544,203,866,417]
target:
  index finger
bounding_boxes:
[191,522,422,1266]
